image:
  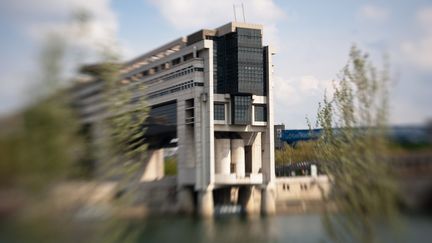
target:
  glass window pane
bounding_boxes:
[254,105,267,122]
[214,103,225,120]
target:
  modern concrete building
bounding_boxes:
[72,22,276,216]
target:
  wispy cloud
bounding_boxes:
[358,4,390,21]
[0,0,119,115]
[148,0,285,48]
[401,7,432,71]
[1,0,118,46]
[273,75,333,126]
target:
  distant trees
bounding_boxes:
[312,46,399,242]
[275,142,317,165]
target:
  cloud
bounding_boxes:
[1,0,118,54]
[0,0,119,115]
[148,0,285,48]
[400,7,432,71]
[358,4,390,21]
[274,75,332,104]
[417,7,432,32]
[273,75,333,126]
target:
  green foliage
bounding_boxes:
[275,141,317,165]
[164,156,178,176]
[313,46,399,242]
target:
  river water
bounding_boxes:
[1,213,431,243]
[132,214,431,243]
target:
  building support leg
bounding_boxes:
[261,184,276,215]
[177,187,194,214]
[198,189,214,217]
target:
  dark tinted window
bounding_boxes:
[214,103,225,120]
[213,28,265,95]
[232,95,252,125]
[254,105,267,122]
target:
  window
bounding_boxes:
[214,103,225,120]
[183,53,193,61]
[254,105,267,122]
[232,96,252,125]
[172,57,181,66]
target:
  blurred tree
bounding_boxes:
[0,34,83,189]
[313,46,399,242]
[70,7,149,181]
[82,60,149,181]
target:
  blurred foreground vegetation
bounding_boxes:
[311,46,399,243]
[0,9,148,243]
[0,36,84,190]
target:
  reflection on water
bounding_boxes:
[1,213,431,243]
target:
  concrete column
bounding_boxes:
[261,185,276,215]
[177,99,186,184]
[251,132,262,174]
[140,148,164,181]
[238,186,257,214]
[231,139,245,178]
[214,138,231,175]
[177,187,194,214]
[196,43,214,191]
[262,46,276,184]
[198,189,214,217]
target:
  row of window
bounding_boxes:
[281,183,310,191]
[213,102,267,123]
[163,67,204,81]
[147,80,204,100]
[123,51,199,79]
[130,65,204,87]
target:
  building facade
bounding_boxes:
[72,22,276,216]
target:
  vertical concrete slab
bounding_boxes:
[215,138,231,175]
[140,148,164,181]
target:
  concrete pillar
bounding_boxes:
[261,185,276,215]
[251,132,262,174]
[231,139,245,178]
[177,187,194,214]
[238,186,257,214]
[140,149,164,181]
[214,138,231,175]
[198,189,214,217]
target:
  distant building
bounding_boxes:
[71,22,276,216]
[274,124,285,149]
[277,126,432,146]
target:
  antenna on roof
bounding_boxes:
[241,3,246,22]
[233,4,237,22]
[233,3,246,23]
